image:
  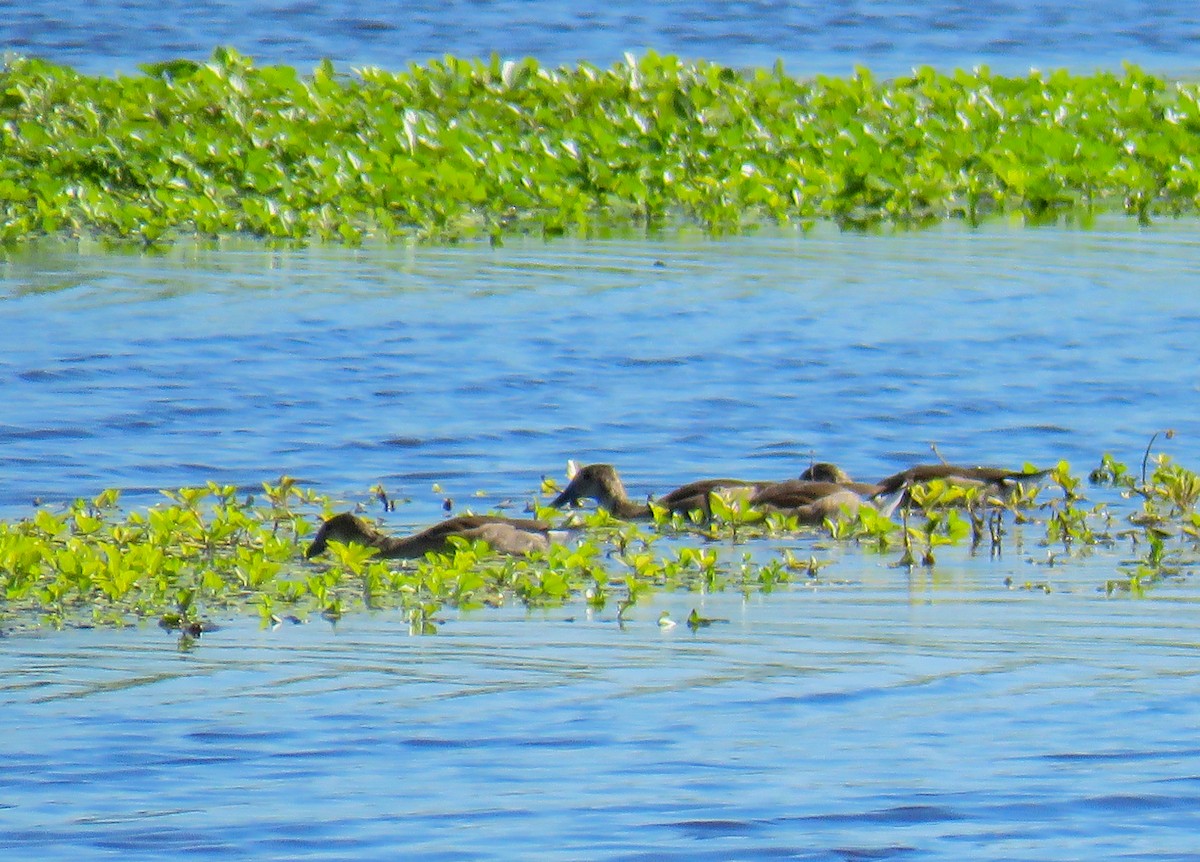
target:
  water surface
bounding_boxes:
[6,2,1200,856]
[5,0,1200,78]
[2,221,1196,522]
[4,580,1200,860]
[4,222,1200,860]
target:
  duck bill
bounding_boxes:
[550,472,594,508]
[304,533,328,559]
[549,484,581,508]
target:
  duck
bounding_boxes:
[750,478,866,512]
[799,462,853,483]
[305,512,556,560]
[549,463,772,520]
[751,487,870,524]
[765,460,983,521]
[797,462,885,497]
[874,464,1050,496]
[740,462,887,521]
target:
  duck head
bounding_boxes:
[800,462,853,483]
[305,512,370,559]
[549,463,628,509]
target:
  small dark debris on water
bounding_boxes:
[687,608,729,630]
[159,614,219,636]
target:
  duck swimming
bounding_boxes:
[735,462,884,523]
[874,464,1050,496]
[797,462,885,497]
[786,461,1046,512]
[550,462,867,522]
[549,463,772,519]
[751,486,870,524]
[749,478,868,516]
[305,512,556,559]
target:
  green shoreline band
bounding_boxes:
[1,48,1194,247]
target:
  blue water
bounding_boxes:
[4,586,1200,860]
[4,0,1200,78]
[2,222,1197,520]
[6,4,1200,857]
[5,221,1200,860]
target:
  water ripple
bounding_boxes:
[7,225,1200,859]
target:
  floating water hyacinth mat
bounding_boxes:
[3,48,1200,246]
[1,453,1200,637]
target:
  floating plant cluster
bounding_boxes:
[0,445,1197,638]
[3,49,1200,246]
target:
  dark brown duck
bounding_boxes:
[305,512,556,559]
[874,464,1050,496]
[548,463,773,519]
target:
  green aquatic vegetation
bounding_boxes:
[865,464,1075,567]
[1090,452,1139,490]
[617,574,654,621]
[6,50,1200,247]
[0,481,319,628]
[1141,429,1176,484]
[686,607,727,630]
[1088,449,1200,595]
[407,600,443,635]
[11,454,1200,634]
[1108,526,1188,596]
[729,549,823,593]
[704,493,813,544]
[895,493,972,568]
[958,474,1055,551]
[1094,450,1200,524]
[1048,460,1082,502]
[747,555,785,591]
[1042,500,1106,551]
[617,543,722,593]
[832,503,902,549]
[782,549,833,580]
[706,492,760,542]
[506,540,608,607]
[888,483,960,567]
[1180,511,1200,545]
[1006,577,1054,594]
[677,546,724,592]
[949,483,1020,552]
[1147,461,1200,514]
[588,510,656,555]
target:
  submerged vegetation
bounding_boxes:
[3,48,1200,247]
[2,449,1200,639]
